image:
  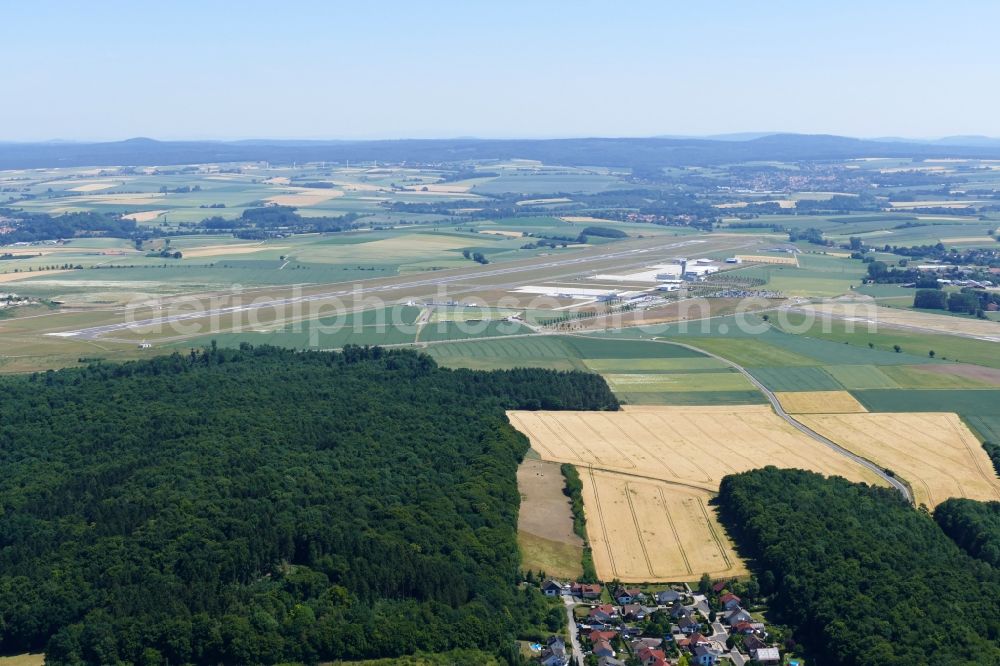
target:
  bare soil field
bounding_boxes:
[775,390,868,414]
[916,363,1000,385]
[506,405,885,492]
[582,468,746,582]
[802,303,1000,341]
[796,412,1000,508]
[517,459,583,579]
[735,254,799,266]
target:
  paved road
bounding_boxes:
[562,595,583,666]
[649,337,914,505]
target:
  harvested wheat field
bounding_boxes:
[182,244,287,258]
[68,181,122,192]
[735,254,799,266]
[506,405,884,491]
[796,412,1000,508]
[122,209,167,223]
[582,468,746,581]
[505,405,887,581]
[265,188,344,206]
[560,216,618,224]
[775,390,868,414]
[0,269,74,283]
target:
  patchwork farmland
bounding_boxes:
[507,405,886,581]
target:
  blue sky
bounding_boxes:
[1,1,997,141]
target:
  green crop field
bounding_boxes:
[424,336,588,371]
[822,365,900,390]
[668,337,818,367]
[879,365,996,389]
[966,416,1000,443]
[416,320,528,343]
[774,311,1000,369]
[748,366,844,391]
[854,389,1000,415]
[582,357,729,373]
[603,369,753,393]
[562,335,706,359]
[620,390,767,406]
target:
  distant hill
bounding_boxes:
[4,133,1000,170]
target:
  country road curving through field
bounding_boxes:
[642,336,915,505]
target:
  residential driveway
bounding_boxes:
[563,594,583,666]
[729,648,747,666]
[692,594,710,618]
[710,621,728,640]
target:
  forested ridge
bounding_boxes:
[936,498,1000,568]
[0,345,617,664]
[716,467,1000,665]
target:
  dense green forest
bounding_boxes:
[0,345,617,664]
[199,206,361,237]
[0,209,137,242]
[935,498,1000,567]
[716,467,1000,665]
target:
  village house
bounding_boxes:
[743,633,767,652]
[592,639,615,658]
[539,636,568,666]
[692,643,722,666]
[589,630,617,644]
[597,657,626,666]
[654,589,681,605]
[612,585,643,604]
[677,615,701,634]
[571,582,602,599]
[711,581,728,594]
[631,637,663,651]
[622,603,646,621]
[669,603,692,620]
[636,645,668,666]
[677,632,709,650]
[589,604,619,624]
[724,608,753,627]
[541,579,564,597]
[753,646,781,665]
[719,593,741,611]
